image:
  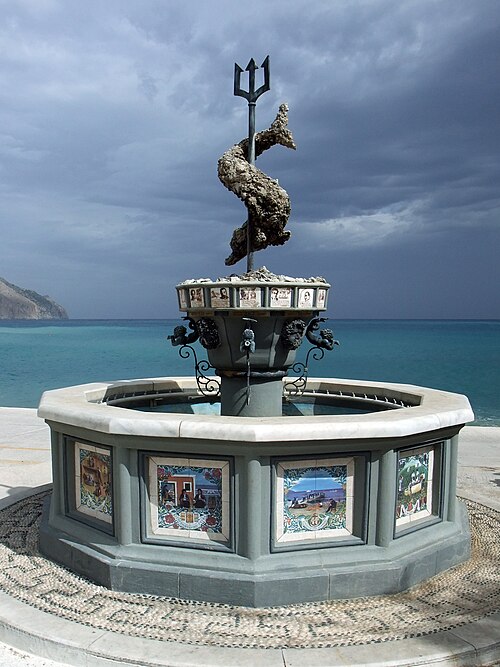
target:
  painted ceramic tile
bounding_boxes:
[297,288,314,308]
[210,286,230,308]
[239,287,261,308]
[317,288,327,308]
[270,286,292,308]
[148,456,230,543]
[396,445,435,528]
[74,442,112,524]
[178,289,188,309]
[276,457,354,543]
[188,286,205,308]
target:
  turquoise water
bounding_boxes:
[0,319,498,425]
[136,402,372,416]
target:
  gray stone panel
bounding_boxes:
[110,564,180,598]
[38,378,474,607]
[329,564,402,599]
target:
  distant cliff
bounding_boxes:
[0,277,68,320]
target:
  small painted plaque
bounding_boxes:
[396,445,435,529]
[297,288,314,308]
[275,457,354,544]
[148,456,230,544]
[270,286,292,308]
[178,288,188,309]
[188,286,205,308]
[210,286,230,308]
[74,442,112,524]
[317,288,327,308]
[239,287,261,308]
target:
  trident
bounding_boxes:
[234,55,270,271]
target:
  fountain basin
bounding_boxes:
[173,272,332,417]
[38,377,473,607]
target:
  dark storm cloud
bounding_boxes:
[0,0,498,317]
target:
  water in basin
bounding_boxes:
[134,400,379,416]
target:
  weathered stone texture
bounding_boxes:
[218,103,296,266]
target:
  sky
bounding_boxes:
[1,0,499,319]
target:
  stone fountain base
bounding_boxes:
[174,267,332,416]
[38,376,473,607]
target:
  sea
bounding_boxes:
[0,319,499,426]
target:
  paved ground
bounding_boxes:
[0,407,498,666]
[0,407,52,502]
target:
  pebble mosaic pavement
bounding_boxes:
[0,492,498,650]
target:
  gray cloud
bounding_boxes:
[0,0,498,318]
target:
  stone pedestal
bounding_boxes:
[175,270,330,416]
[219,373,284,417]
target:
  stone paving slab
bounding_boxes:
[457,426,500,512]
[0,407,51,502]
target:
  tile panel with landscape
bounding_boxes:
[276,457,354,544]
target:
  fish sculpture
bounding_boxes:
[218,103,296,266]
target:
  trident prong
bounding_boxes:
[233,55,271,271]
[253,56,270,100]
[234,56,270,103]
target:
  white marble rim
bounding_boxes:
[37,376,474,442]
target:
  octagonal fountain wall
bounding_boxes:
[38,375,473,607]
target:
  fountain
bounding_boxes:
[38,58,473,607]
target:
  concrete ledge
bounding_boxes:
[0,586,498,666]
[38,377,474,442]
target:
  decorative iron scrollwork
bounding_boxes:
[168,319,220,398]
[178,345,221,397]
[284,346,326,398]
[196,318,220,350]
[284,318,339,399]
[280,319,307,350]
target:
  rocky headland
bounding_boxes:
[0,277,68,319]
